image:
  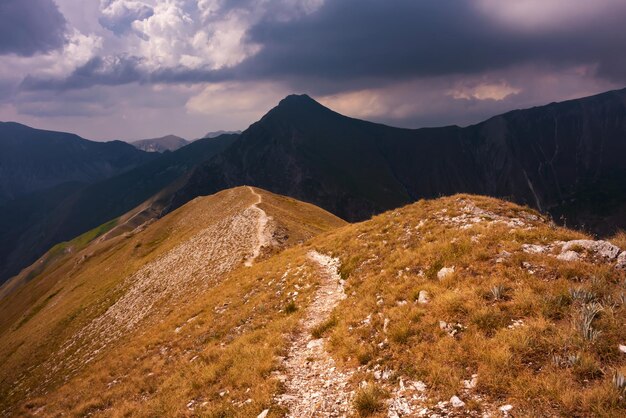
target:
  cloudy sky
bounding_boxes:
[1,0,625,140]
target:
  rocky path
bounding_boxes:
[245,187,271,267]
[43,187,275,380]
[276,251,354,417]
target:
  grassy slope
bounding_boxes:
[2,191,625,417]
[0,187,345,416]
[313,195,626,416]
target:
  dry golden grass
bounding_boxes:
[610,230,626,250]
[1,191,625,416]
[311,195,626,416]
[0,186,345,416]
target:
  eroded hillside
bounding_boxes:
[1,191,625,417]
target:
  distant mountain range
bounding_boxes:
[0,122,154,203]
[202,130,242,139]
[130,135,189,153]
[2,88,626,284]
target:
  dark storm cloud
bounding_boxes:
[0,0,66,56]
[236,0,626,93]
[17,0,626,92]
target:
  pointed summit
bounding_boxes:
[263,93,339,124]
[274,94,332,114]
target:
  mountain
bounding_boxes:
[0,122,155,203]
[0,134,238,285]
[131,134,189,152]
[0,187,346,415]
[1,188,624,416]
[169,90,626,235]
[3,88,626,286]
[202,130,242,139]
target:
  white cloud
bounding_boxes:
[0,29,102,84]
[447,82,521,101]
[100,0,154,33]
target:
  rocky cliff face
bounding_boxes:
[170,89,626,234]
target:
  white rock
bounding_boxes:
[417,290,430,304]
[616,252,626,269]
[521,244,547,254]
[257,409,269,418]
[307,339,322,349]
[619,344,626,354]
[450,395,465,408]
[463,374,478,389]
[412,380,427,392]
[499,404,513,413]
[437,266,455,280]
[557,250,580,262]
[562,239,621,259]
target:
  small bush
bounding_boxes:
[490,285,507,301]
[613,371,626,395]
[542,294,571,320]
[425,258,444,280]
[357,349,373,365]
[354,385,386,416]
[569,287,597,304]
[572,354,602,382]
[389,323,413,344]
[284,301,298,314]
[311,316,337,339]
[574,302,603,341]
[552,353,580,368]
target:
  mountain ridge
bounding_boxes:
[168,87,626,234]
[1,188,624,416]
[0,121,155,203]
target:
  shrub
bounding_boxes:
[311,316,337,339]
[490,285,507,301]
[284,301,298,314]
[569,287,597,304]
[574,303,603,341]
[613,371,626,395]
[354,385,386,416]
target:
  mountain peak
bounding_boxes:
[277,94,324,109]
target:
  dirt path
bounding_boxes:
[245,186,271,267]
[276,251,354,417]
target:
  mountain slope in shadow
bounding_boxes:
[0,134,238,284]
[170,89,626,234]
[0,122,155,203]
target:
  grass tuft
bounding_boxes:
[311,316,337,339]
[354,384,386,417]
[574,302,603,341]
[284,301,298,314]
